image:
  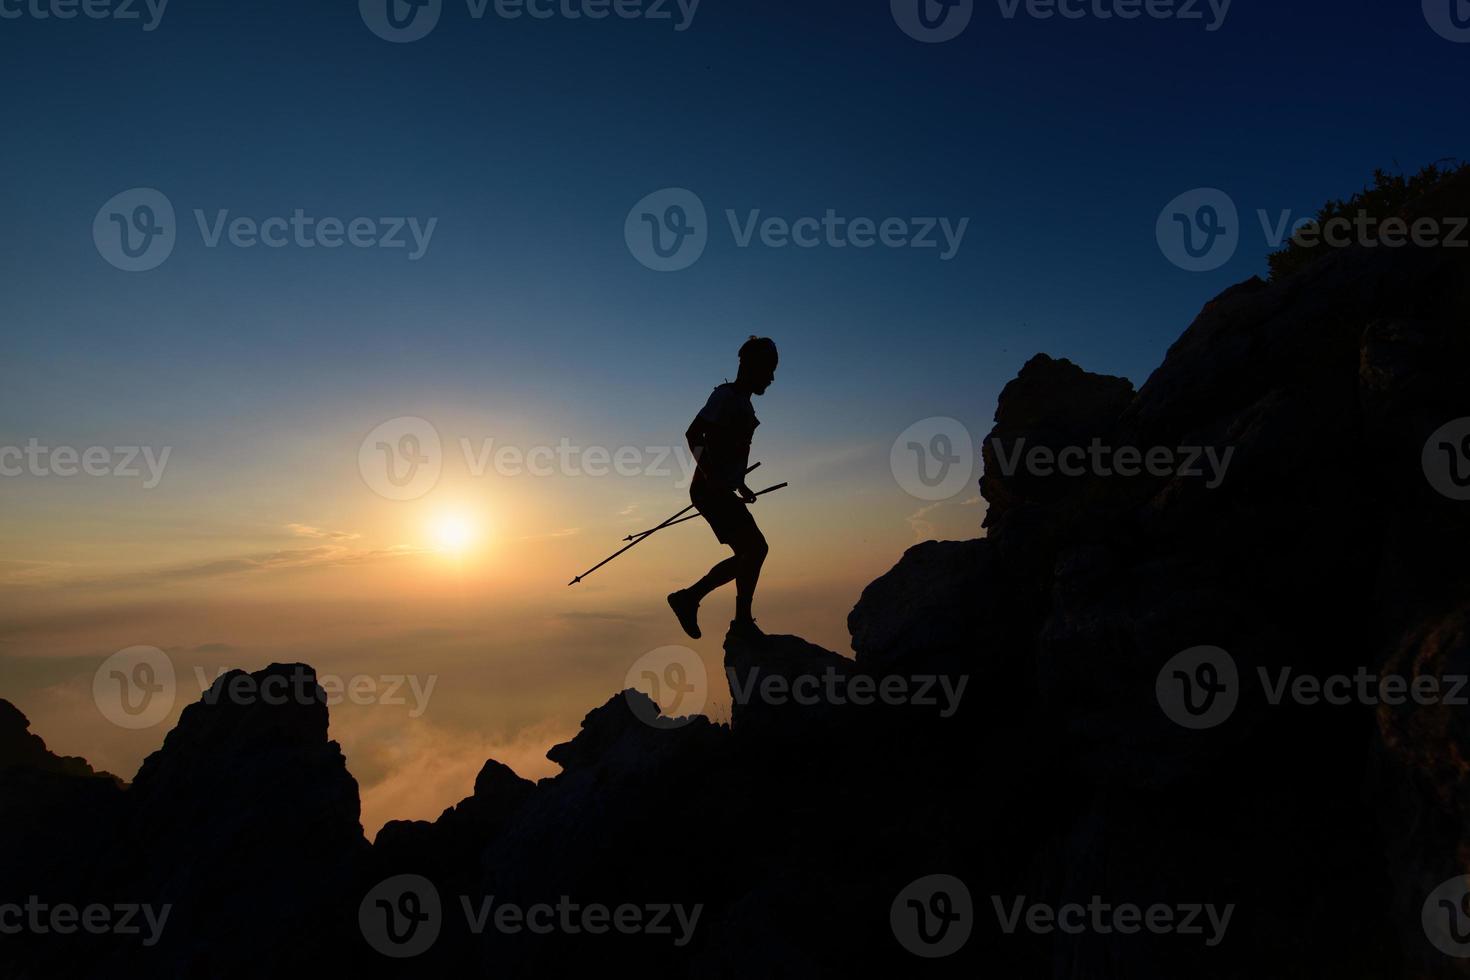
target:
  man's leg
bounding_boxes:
[689,555,739,600]
[732,527,768,624]
[670,495,766,639]
[669,554,737,640]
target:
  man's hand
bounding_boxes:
[737,485,758,504]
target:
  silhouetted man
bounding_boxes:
[668,337,777,641]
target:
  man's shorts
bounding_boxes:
[691,483,762,548]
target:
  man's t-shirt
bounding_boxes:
[696,383,759,487]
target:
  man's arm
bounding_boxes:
[685,415,713,481]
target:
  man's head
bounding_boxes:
[736,336,778,395]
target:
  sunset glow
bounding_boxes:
[430,511,481,555]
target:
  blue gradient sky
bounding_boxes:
[3,0,1465,449]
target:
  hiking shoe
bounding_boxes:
[668,590,702,639]
[728,617,765,641]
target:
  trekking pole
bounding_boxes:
[566,463,763,586]
[612,462,760,542]
[615,461,761,543]
[623,482,789,538]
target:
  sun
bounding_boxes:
[429,511,480,555]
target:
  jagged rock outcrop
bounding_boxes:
[980,354,1135,530]
[1,666,370,979]
[721,630,854,735]
[374,758,536,885]
[0,700,116,780]
[847,536,1034,690]
[114,664,368,960]
[972,169,1470,977]
[0,700,126,945]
